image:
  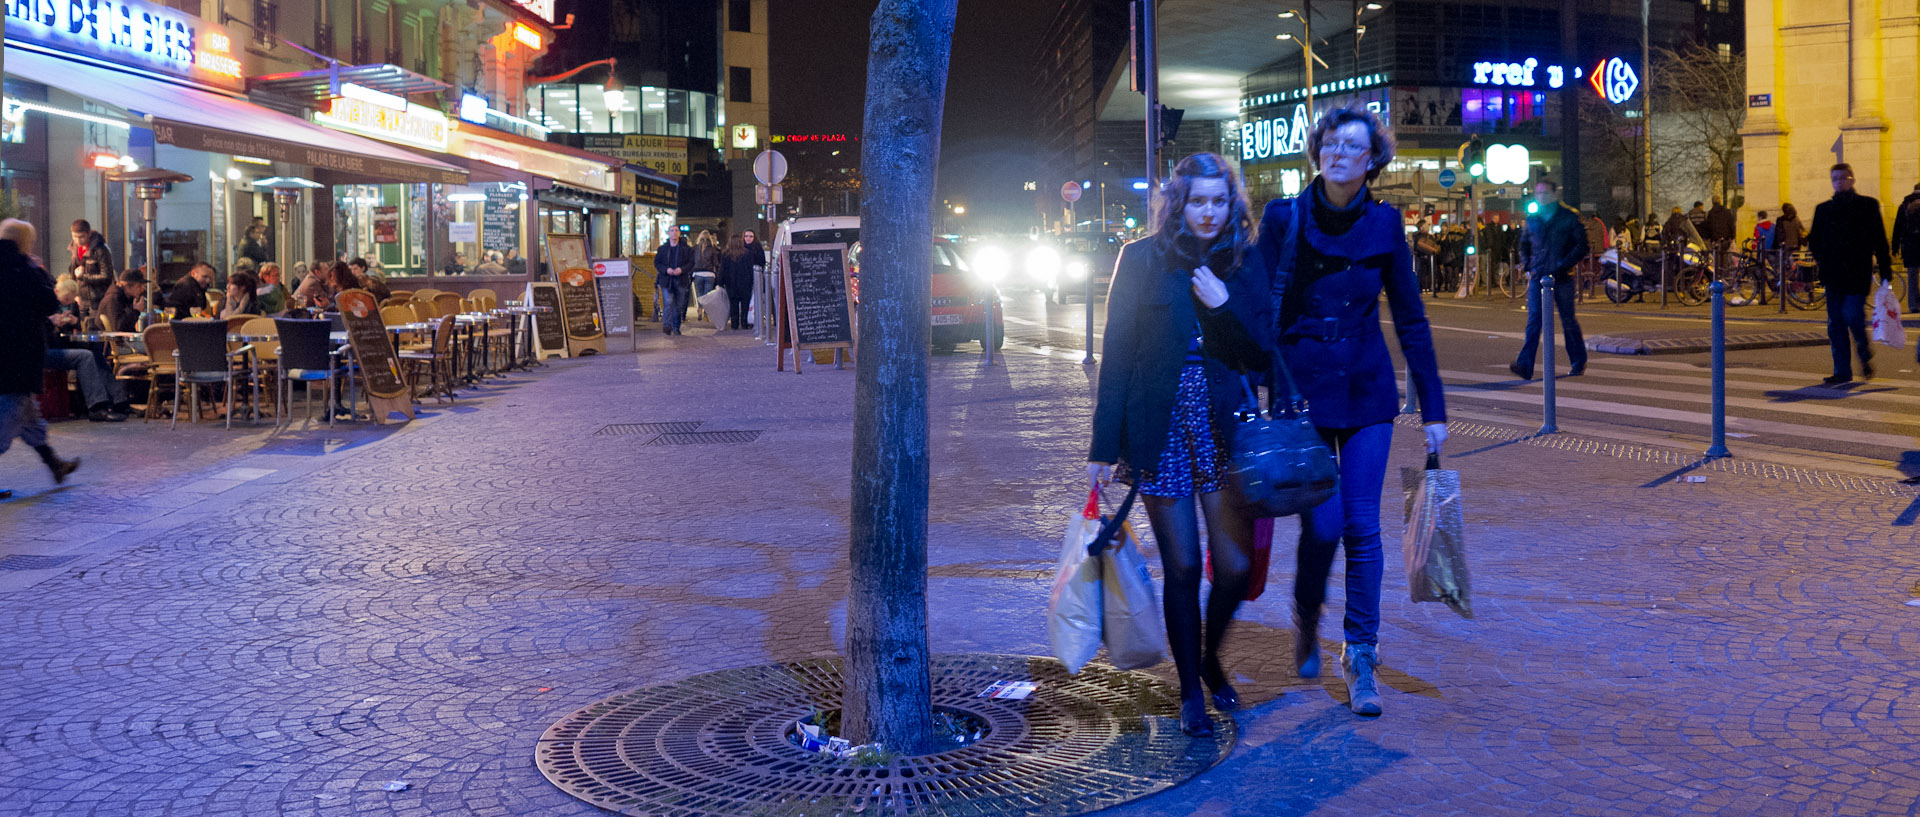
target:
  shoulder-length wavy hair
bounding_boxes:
[1149,152,1255,273]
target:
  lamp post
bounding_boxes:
[1277,3,1327,176]
[1351,1,1383,82]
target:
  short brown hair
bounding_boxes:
[1831,163,1853,175]
[1305,107,1396,183]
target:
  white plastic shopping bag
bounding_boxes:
[1047,490,1105,674]
[1872,281,1906,350]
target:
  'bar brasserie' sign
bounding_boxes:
[6,0,247,90]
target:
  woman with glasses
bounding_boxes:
[1089,153,1273,737]
[1255,108,1448,716]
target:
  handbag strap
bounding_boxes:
[1269,196,1311,416]
[1088,481,1139,557]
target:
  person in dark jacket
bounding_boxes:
[1773,203,1804,252]
[69,221,114,317]
[654,230,693,335]
[99,269,146,332]
[1807,163,1895,384]
[1255,109,1446,718]
[1510,179,1591,379]
[166,262,214,320]
[236,224,271,267]
[1890,183,1920,312]
[1090,152,1272,737]
[1704,197,1736,243]
[0,219,81,489]
[719,231,764,330]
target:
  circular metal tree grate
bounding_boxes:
[536,653,1235,816]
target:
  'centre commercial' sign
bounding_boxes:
[5,0,245,90]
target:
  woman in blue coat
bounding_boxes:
[1089,153,1273,737]
[1257,108,1448,716]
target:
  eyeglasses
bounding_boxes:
[1321,140,1372,157]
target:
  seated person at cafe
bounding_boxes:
[165,262,215,320]
[256,263,291,316]
[504,247,526,277]
[472,251,509,276]
[294,260,341,310]
[98,269,146,332]
[348,257,390,299]
[441,251,468,276]
[221,270,261,318]
[45,274,130,422]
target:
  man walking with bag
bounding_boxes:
[1509,178,1589,379]
[1807,163,1894,384]
[654,229,692,336]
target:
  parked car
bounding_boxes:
[773,216,1004,352]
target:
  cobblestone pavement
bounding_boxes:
[3,326,1920,816]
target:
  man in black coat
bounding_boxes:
[653,229,692,335]
[0,219,82,490]
[165,262,214,320]
[99,269,146,332]
[1510,178,1590,379]
[1807,163,1895,384]
[1890,183,1920,311]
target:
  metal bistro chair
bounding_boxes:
[398,314,458,404]
[273,318,341,430]
[169,319,255,430]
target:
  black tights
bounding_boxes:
[1143,490,1255,702]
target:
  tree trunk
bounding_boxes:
[843,0,957,756]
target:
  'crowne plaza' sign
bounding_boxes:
[5,0,246,90]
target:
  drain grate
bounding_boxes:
[536,653,1233,817]
[595,421,702,436]
[0,554,80,571]
[643,430,762,446]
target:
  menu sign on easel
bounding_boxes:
[527,282,567,359]
[557,267,606,356]
[335,289,414,423]
[776,243,855,373]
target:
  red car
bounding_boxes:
[842,234,1005,352]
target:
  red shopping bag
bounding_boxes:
[1203,516,1275,601]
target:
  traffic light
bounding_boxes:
[1157,104,1185,146]
[1458,136,1486,179]
[1124,216,1137,229]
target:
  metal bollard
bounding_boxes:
[1777,248,1789,314]
[1082,271,1095,365]
[1539,274,1558,434]
[1707,279,1731,458]
[981,287,996,367]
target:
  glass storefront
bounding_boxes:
[527,83,722,145]
[335,183,430,276]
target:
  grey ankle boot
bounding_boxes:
[1340,643,1383,716]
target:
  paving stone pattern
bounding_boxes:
[2,330,1919,816]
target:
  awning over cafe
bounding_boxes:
[5,47,467,185]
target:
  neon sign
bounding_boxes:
[1590,57,1639,104]
[1239,104,1311,162]
[1472,58,1566,90]
[5,0,242,88]
[313,97,450,151]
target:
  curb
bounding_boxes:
[1585,330,1829,355]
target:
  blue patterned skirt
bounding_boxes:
[1123,364,1227,497]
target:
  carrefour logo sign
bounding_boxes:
[1240,104,1311,162]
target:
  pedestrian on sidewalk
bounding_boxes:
[0,219,82,490]
[654,229,692,335]
[719,232,759,330]
[1687,201,1708,230]
[1890,183,1920,312]
[1090,151,1272,737]
[1807,163,1894,384]
[1510,178,1590,379]
[1773,203,1804,252]
[1259,108,1448,717]
[691,230,720,304]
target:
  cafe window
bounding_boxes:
[729,67,752,103]
[334,184,429,277]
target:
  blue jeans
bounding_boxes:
[45,348,126,409]
[1514,274,1586,373]
[661,282,685,332]
[1295,422,1393,646]
[0,393,48,455]
[1826,292,1869,378]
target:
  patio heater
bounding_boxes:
[254,177,326,275]
[105,167,195,324]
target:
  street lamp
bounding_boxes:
[1276,7,1326,129]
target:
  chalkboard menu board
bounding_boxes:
[557,267,606,355]
[335,289,413,423]
[482,187,519,253]
[781,243,856,351]
[527,282,567,358]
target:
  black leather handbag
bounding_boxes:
[1224,357,1339,517]
[1224,195,1338,517]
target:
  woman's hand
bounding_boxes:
[1087,462,1112,493]
[1190,266,1229,309]
[1423,422,1448,455]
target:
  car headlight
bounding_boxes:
[971,246,1009,284]
[1064,260,1090,281]
[1026,246,1061,283]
